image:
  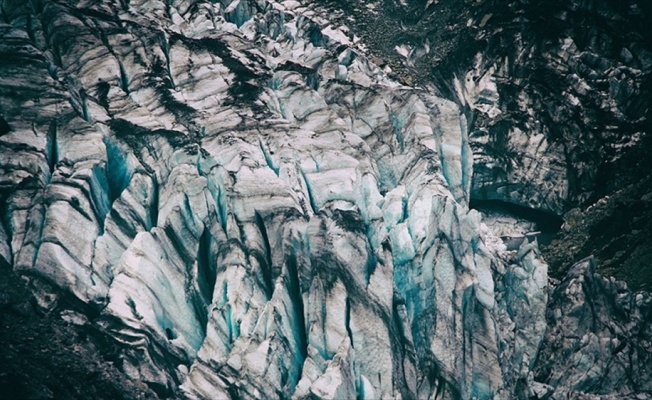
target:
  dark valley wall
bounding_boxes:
[321,0,652,288]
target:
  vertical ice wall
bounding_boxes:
[0,0,601,399]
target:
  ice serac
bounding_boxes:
[494,238,548,398]
[0,0,651,399]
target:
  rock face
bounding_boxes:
[0,259,158,400]
[325,0,651,216]
[542,175,652,290]
[534,258,652,399]
[0,0,650,399]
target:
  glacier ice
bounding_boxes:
[0,0,650,399]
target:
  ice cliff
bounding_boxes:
[0,0,650,399]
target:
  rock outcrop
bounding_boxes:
[534,258,652,399]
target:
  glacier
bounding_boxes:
[0,0,651,399]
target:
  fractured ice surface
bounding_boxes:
[0,0,649,399]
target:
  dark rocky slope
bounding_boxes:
[322,0,652,289]
[0,260,157,400]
